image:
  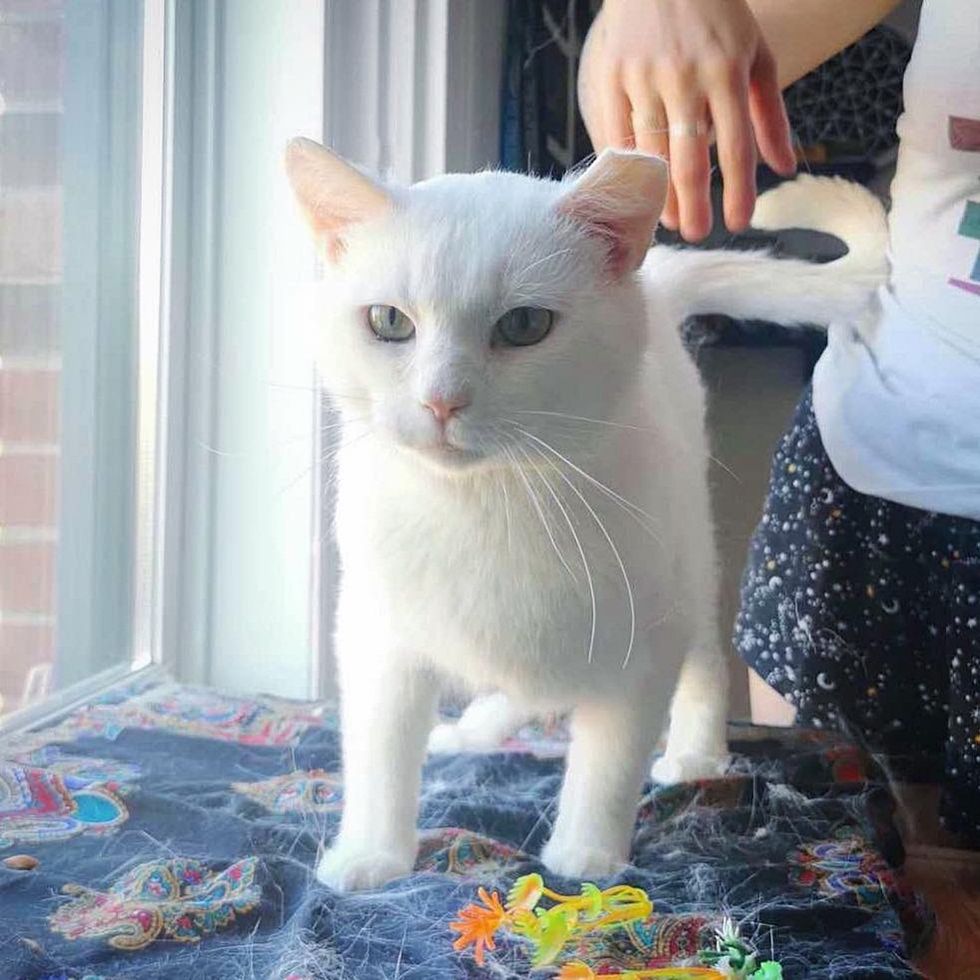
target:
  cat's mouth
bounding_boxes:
[418,441,474,462]
[412,439,489,472]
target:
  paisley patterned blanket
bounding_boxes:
[0,680,930,978]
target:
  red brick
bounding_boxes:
[0,541,55,612]
[0,285,61,355]
[0,189,61,281]
[0,455,58,524]
[0,368,60,442]
[0,113,60,187]
[0,19,63,107]
[0,1,63,18]
[0,622,54,717]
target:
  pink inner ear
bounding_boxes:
[557,151,667,281]
[559,199,654,281]
[310,202,366,262]
[284,139,391,263]
[307,189,389,262]
[568,208,632,279]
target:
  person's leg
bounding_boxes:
[748,667,797,726]
[733,386,947,761]
[938,518,980,844]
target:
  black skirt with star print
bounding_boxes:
[734,386,980,844]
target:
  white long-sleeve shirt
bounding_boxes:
[812,0,980,520]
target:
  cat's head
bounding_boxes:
[285,139,667,475]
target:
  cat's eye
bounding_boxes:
[494,307,554,347]
[367,304,415,342]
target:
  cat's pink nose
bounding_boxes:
[422,394,470,425]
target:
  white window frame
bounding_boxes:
[1,0,507,735]
[2,0,160,735]
[159,0,505,700]
[156,0,326,699]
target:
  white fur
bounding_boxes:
[291,146,887,891]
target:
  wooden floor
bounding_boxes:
[893,785,980,978]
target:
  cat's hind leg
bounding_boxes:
[652,461,730,785]
[651,643,730,784]
[427,691,533,754]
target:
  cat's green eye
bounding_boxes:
[494,306,554,347]
[367,304,415,342]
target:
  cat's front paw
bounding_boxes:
[540,836,627,880]
[650,751,729,786]
[316,841,414,892]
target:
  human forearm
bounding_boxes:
[746,0,903,88]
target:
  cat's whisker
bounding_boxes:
[277,431,371,497]
[513,441,596,664]
[194,416,366,463]
[267,381,318,392]
[517,444,598,663]
[509,247,575,288]
[508,440,581,587]
[488,437,515,557]
[323,389,373,404]
[513,441,584,591]
[275,462,316,498]
[509,423,665,545]
[523,439,637,670]
[512,410,742,483]
[319,430,371,464]
[511,409,659,433]
[320,416,364,430]
[196,440,238,458]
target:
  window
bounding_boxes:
[0,0,503,728]
[0,0,145,722]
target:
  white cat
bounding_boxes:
[285,139,887,892]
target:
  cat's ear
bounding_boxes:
[558,149,669,279]
[284,138,392,261]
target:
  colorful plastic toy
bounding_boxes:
[449,875,784,978]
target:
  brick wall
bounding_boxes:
[0,1,63,717]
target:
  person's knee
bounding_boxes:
[748,668,797,726]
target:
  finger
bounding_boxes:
[664,96,712,241]
[629,96,669,157]
[600,76,633,150]
[748,43,796,176]
[628,94,677,228]
[661,171,680,231]
[578,61,605,151]
[708,72,757,232]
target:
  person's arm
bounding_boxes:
[748,0,903,87]
[579,0,901,241]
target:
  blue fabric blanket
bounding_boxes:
[0,680,930,979]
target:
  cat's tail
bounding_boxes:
[751,174,889,280]
[648,174,889,328]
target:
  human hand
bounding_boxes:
[578,0,797,241]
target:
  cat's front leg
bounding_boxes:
[541,692,665,879]
[317,644,437,892]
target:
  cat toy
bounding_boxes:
[449,874,783,978]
